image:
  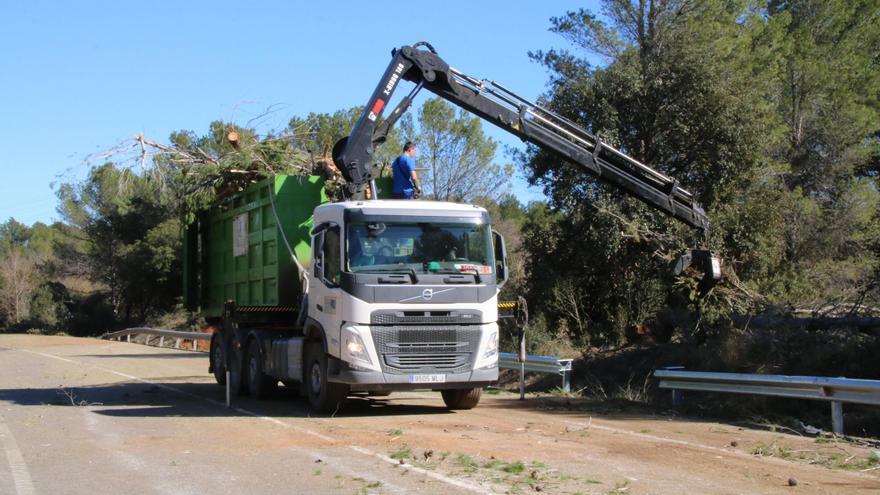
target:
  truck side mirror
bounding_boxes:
[492,230,508,287]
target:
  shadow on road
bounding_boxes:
[0,380,810,435]
[0,380,454,419]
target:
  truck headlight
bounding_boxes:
[347,338,365,356]
[483,331,498,359]
[343,330,372,365]
[340,324,382,372]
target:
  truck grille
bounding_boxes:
[370,325,480,375]
[371,310,482,325]
[385,354,470,370]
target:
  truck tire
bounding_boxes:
[304,342,348,413]
[246,340,277,399]
[441,388,482,410]
[211,336,226,386]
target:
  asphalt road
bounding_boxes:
[0,334,878,495]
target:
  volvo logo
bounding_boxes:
[398,287,455,303]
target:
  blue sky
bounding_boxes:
[1,1,598,225]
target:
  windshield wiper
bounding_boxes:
[432,268,481,284]
[360,267,419,283]
[458,267,483,284]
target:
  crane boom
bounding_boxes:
[333,42,709,231]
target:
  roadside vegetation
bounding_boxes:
[387,447,581,493]
[1,0,878,434]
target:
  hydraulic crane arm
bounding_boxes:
[333,42,710,231]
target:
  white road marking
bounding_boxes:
[349,445,497,495]
[563,419,734,453]
[6,345,494,494]
[80,408,193,495]
[0,416,36,495]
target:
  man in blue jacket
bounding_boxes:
[391,141,421,199]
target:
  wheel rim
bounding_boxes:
[310,362,322,395]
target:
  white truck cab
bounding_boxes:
[306,200,506,405]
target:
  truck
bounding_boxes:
[183,42,719,413]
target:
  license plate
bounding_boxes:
[409,374,446,384]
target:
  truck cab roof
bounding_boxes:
[314,200,490,223]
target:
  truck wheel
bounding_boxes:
[441,388,482,410]
[228,339,248,396]
[246,340,277,399]
[304,343,348,413]
[211,336,226,386]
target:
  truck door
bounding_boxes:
[310,223,343,357]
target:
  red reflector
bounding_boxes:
[371,99,386,116]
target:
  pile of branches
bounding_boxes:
[84,122,343,216]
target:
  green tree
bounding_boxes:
[521,0,880,345]
[414,98,512,202]
[767,0,880,192]
[57,163,181,324]
[528,2,780,209]
[0,218,30,254]
[519,1,781,342]
[480,194,529,301]
[288,107,362,157]
[756,0,880,312]
[0,219,72,328]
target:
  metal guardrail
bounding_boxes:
[499,352,573,396]
[654,368,880,434]
[106,329,576,400]
[104,327,211,351]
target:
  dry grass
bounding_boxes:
[581,372,651,403]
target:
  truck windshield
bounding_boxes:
[346,222,494,275]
